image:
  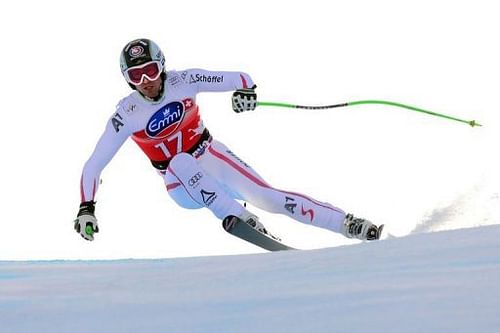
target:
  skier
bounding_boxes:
[74,38,383,246]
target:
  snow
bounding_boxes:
[1,1,499,330]
[1,0,499,260]
[2,225,499,332]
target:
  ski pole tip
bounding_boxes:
[469,120,482,127]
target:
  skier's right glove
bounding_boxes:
[74,201,99,241]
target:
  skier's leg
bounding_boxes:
[163,152,279,238]
[201,141,362,235]
[163,152,246,220]
[162,169,204,209]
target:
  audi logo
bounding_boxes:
[188,172,203,187]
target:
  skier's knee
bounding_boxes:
[169,152,196,171]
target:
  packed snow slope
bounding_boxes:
[1,224,499,333]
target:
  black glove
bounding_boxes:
[232,84,257,113]
[74,201,99,241]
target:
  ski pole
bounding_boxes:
[85,224,95,237]
[256,100,481,127]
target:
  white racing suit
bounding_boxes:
[81,69,346,233]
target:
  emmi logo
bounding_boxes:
[146,101,184,138]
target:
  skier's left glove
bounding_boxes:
[74,201,99,241]
[232,85,257,113]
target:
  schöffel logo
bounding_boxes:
[146,101,185,138]
[189,74,224,84]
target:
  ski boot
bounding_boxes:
[225,210,281,241]
[341,213,384,240]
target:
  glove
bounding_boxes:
[74,201,99,241]
[232,84,257,113]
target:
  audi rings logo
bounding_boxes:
[188,172,203,188]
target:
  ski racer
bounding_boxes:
[74,38,383,245]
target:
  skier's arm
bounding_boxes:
[75,110,130,241]
[185,68,255,93]
[184,68,257,113]
[80,112,130,203]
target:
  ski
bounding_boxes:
[369,224,385,240]
[222,216,295,251]
[376,224,385,240]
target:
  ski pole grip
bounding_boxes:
[85,223,95,236]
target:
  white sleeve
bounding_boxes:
[80,110,130,202]
[184,68,255,93]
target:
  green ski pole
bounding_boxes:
[256,100,481,127]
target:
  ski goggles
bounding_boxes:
[124,61,162,85]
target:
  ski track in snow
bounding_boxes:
[1,224,500,333]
